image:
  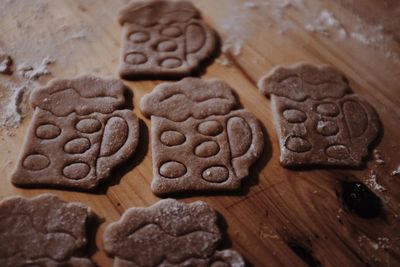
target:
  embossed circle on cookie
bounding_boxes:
[197,120,223,136]
[315,102,340,117]
[62,162,90,180]
[195,141,220,157]
[159,161,187,178]
[64,138,91,154]
[160,130,186,146]
[285,136,312,153]
[160,58,182,68]
[325,144,350,159]
[128,31,150,43]
[125,52,148,65]
[316,121,339,136]
[202,166,229,183]
[23,154,50,171]
[36,124,61,139]
[160,26,183,37]
[156,40,178,52]
[282,109,307,123]
[75,118,102,133]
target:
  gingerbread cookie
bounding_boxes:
[258,63,380,167]
[140,78,264,195]
[11,75,140,190]
[103,199,245,267]
[0,194,95,267]
[118,0,217,79]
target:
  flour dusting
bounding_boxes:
[366,170,387,193]
[17,56,55,80]
[305,10,347,39]
[0,54,13,74]
[391,165,400,176]
[0,79,33,131]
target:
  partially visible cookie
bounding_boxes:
[11,75,140,190]
[140,78,264,195]
[258,63,380,167]
[118,0,217,79]
[0,194,95,267]
[103,199,245,267]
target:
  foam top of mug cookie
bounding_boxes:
[30,75,127,116]
[104,198,221,264]
[140,78,238,122]
[258,63,351,101]
[118,0,200,26]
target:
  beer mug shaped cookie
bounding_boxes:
[141,78,264,195]
[118,0,217,79]
[258,63,380,167]
[11,76,140,190]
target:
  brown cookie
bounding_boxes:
[258,63,380,167]
[103,198,245,267]
[140,78,264,195]
[11,75,140,190]
[118,0,217,79]
[0,193,95,267]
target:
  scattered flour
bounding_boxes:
[243,1,260,9]
[366,170,387,192]
[215,54,233,67]
[234,0,395,64]
[222,0,305,57]
[0,54,13,74]
[17,56,55,80]
[357,235,394,265]
[391,165,400,176]
[0,79,33,131]
[221,36,243,56]
[373,149,385,165]
[3,85,29,128]
[305,10,347,39]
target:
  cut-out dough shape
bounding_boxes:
[11,75,140,190]
[118,0,217,79]
[140,78,264,195]
[103,199,245,267]
[0,194,95,267]
[258,63,380,167]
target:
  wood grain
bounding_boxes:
[0,0,399,266]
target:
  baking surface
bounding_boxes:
[0,0,399,266]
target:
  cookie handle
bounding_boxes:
[96,110,140,180]
[229,110,264,179]
[341,95,380,161]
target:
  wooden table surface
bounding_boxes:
[1,0,399,266]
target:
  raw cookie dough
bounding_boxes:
[258,63,380,167]
[103,198,245,267]
[0,193,95,267]
[140,78,264,195]
[11,75,140,190]
[118,0,217,79]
